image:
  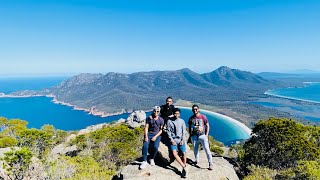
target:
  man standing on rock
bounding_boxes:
[140,106,164,169]
[160,96,175,124]
[188,104,213,170]
[160,96,175,162]
[167,108,188,177]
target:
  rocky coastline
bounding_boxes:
[50,95,128,118]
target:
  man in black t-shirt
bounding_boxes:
[160,96,175,163]
[160,96,175,124]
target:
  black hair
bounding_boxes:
[174,108,180,113]
[166,96,173,101]
[192,104,199,109]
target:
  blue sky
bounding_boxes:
[0,0,319,75]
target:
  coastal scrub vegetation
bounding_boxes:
[0,117,144,179]
[70,124,144,170]
[2,147,33,180]
[240,117,320,179]
[1,116,319,179]
[208,135,224,156]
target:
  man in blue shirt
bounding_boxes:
[140,106,164,169]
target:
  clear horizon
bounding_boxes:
[1,0,319,74]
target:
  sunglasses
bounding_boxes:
[192,108,199,111]
[155,111,160,113]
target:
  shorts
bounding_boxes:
[171,143,187,153]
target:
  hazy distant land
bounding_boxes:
[6,66,319,127]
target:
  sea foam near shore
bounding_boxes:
[265,90,320,104]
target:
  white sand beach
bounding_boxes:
[265,91,320,104]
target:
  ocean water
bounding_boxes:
[0,96,130,131]
[178,108,249,145]
[254,82,320,122]
[266,82,320,104]
[0,77,250,145]
[0,77,69,94]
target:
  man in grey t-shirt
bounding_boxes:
[167,108,188,177]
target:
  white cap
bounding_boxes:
[153,106,161,112]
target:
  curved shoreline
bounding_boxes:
[50,95,127,117]
[177,106,252,136]
[264,91,320,104]
[265,82,320,104]
[303,82,320,84]
[0,94,43,98]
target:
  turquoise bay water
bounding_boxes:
[0,77,250,145]
[266,82,320,103]
[179,108,250,145]
[0,96,130,131]
[253,82,320,122]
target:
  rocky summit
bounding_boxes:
[119,142,239,180]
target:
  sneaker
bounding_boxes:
[208,163,213,170]
[184,165,189,177]
[181,167,186,178]
[150,159,155,166]
[139,161,148,169]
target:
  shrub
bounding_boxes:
[41,124,55,137]
[0,136,18,148]
[294,160,320,179]
[208,135,224,147]
[242,118,320,169]
[71,124,144,170]
[18,129,52,158]
[48,156,114,180]
[211,146,224,156]
[2,147,33,180]
[1,119,28,137]
[243,165,277,180]
[53,129,68,145]
[228,144,245,159]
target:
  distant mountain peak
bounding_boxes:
[76,73,103,77]
[57,73,103,88]
[200,66,269,86]
[215,66,233,73]
[178,68,193,73]
[217,66,232,70]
